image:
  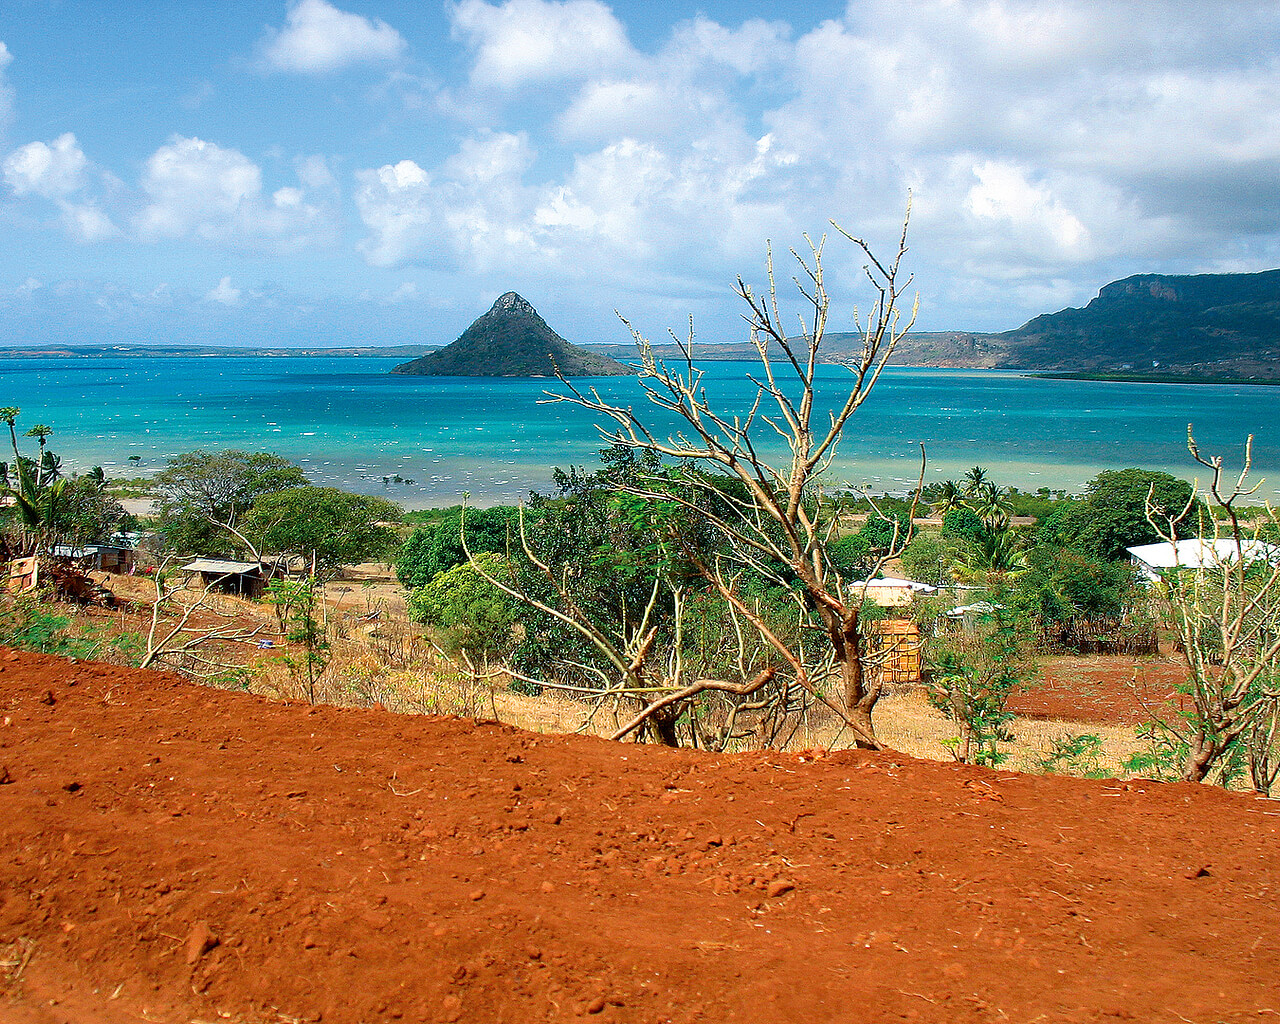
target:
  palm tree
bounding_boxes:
[973,481,1011,532]
[932,479,963,517]
[963,465,990,497]
[955,527,1028,582]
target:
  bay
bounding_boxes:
[9,355,1279,506]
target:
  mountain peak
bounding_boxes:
[491,291,534,315]
[390,293,630,378]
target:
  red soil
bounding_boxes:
[1009,654,1191,726]
[1,647,1278,1024]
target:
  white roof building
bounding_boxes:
[1126,538,1278,583]
[850,577,937,607]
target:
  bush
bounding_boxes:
[396,505,519,590]
[941,506,986,542]
[408,553,516,657]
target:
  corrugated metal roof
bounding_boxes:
[180,559,262,574]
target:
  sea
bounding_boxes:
[10,354,1279,507]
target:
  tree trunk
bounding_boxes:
[1182,733,1217,783]
[837,605,882,749]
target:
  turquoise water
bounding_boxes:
[9,355,1279,506]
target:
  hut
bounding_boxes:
[179,559,266,598]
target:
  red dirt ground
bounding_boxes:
[1,648,1278,1024]
[1008,654,1190,726]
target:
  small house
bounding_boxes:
[1126,539,1278,584]
[851,577,937,608]
[179,559,266,598]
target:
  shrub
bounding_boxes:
[409,553,516,657]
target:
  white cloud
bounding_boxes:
[260,0,405,73]
[58,201,119,243]
[136,136,336,251]
[965,162,1091,261]
[662,16,791,77]
[451,0,635,89]
[204,276,242,305]
[4,133,87,198]
[354,159,436,268]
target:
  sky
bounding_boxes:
[1,0,1278,349]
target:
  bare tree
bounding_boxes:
[549,206,920,747]
[138,557,268,676]
[1147,430,1280,790]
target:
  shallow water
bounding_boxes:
[11,355,1278,506]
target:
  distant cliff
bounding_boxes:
[391,293,630,377]
[997,269,1280,374]
[820,268,1280,378]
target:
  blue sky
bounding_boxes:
[1,0,1278,349]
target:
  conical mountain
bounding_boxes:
[390,292,629,377]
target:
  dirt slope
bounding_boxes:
[0,647,1277,1024]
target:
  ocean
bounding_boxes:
[12,355,1279,506]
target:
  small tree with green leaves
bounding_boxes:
[268,575,329,703]
[924,598,1034,766]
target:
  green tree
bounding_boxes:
[267,575,328,703]
[396,505,519,590]
[154,450,309,557]
[1055,468,1197,560]
[925,598,1034,766]
[941,506,985,543]
[529,207,919,747]
[899,531,963,586]
[0,408,68,555]
[409,552,517,657]
[244,487,401,582]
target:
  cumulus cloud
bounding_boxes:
[260,0,405,74]
[204,276,242,305]
[135,135,336,252]
[4,133,87,197]
[451,0,636,89]
[3,133,121,242]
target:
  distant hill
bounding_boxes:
[821,268,1280,378]
[391,293,630,377]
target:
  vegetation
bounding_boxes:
[498,207,920,748]
[153,449,309,557]
[924,598,1034,766]
[1145,433,1280,792]
[244,486,401,582]
[396,505,518,590]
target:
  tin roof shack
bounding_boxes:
[50,543,136,574]
[180,559,266,598]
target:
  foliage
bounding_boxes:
[1016,545,1140,627]
[409,552,517,657]
[941,506,986,543]
[857,507,913,553]
[1143,434,1280,791]
[267,575,328,702]
[49,471,134,547]
[0,408,69,555]
[153,449,308,557]
[538,210,919,748]
[1054,468,1198,561]
[924,599,1035,766]
[1035,733,1108,778]
[244,486,401,581]
[396,504,519,590]
[0,591,139,662]
[826,533,872,577]
[899,531,963,587]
